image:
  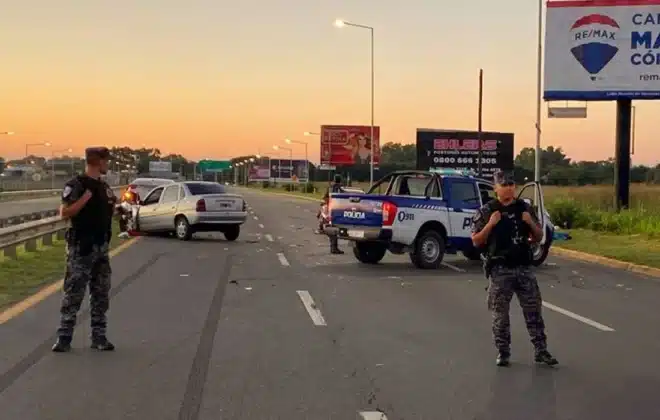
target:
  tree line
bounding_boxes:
[1,143,657,185]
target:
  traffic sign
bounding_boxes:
[198,160,231,172]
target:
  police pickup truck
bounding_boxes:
[324,169,555,269]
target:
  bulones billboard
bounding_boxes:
[544,0,660,100]
[416,129,514,178]
[320,125,381,166]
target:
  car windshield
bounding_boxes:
[186,183,226,195]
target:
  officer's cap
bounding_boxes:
[85,147,110,161]
[493,170,515,186]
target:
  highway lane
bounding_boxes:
[0,195,61,219]
[0,188,658,419]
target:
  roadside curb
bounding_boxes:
[551,246,660,279]
[0,236,142,325]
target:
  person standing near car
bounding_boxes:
[471,170,557,367]
[323,174,344,254]
[52,147,116,352]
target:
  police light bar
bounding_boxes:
[429,168,476,177]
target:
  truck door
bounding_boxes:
[445,179,481,240]
[517,182,548,245]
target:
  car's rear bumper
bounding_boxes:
[324,225,392,242]
[188,211,248,226]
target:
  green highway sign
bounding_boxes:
[198,160,231,172]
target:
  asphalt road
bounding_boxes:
[1,187,659,419]
[0,196,61,219]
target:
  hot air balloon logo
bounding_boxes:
[569,14,620,80]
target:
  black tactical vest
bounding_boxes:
[485,199,533,266]
[68,175,113,245]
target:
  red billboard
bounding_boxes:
[320,125,381,166]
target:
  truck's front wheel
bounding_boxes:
[353,241,387,264]
[410,229,445,269]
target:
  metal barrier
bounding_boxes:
[0,185,128,202]
[0,216,68,259]
[0,186,127,230]
[0,209,59,229]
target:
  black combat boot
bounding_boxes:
[534,349,558,366]
[496,351,510,366]
[52,336,72,353]
[91,336,115,351]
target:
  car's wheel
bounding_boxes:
[223,224,240,241]
[175,216,193,241]
[352,241,387,264]
[410,229,445,269]
[531,227,553,267]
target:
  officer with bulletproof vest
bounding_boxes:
[323,174,344,255]
[52,147,116,352]
[471,171,558,367]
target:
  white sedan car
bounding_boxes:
[135,181,248,241]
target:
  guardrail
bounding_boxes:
[0,186,127,230]
[0,209,59,229]
[0,185,128,202]
[0,216,68,259]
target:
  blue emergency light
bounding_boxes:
[429,168,477,177]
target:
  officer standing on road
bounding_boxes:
[323,174,344,255]
[471,171,558,367]
[52,147,116,353]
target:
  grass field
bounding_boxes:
[249,181,660,268]
[0,221,124,311]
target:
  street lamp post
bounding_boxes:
[335,18,375,186]
[51,148,73,189]
[24,142,51,190]
[285,138,309,182]
[534,0,543,182]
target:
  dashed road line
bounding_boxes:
[258,223,264,229]
[253,216,259,221]
[265,234,274,242]
[277,253,290,267]
[359,412,388,419]
[296,290,327,326]
[441,261,466,273]
[542,301,615,332]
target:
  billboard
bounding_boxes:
[320,125,381,166]
[248,159,309,182]
[544,0,660,101]
[149,161,172,173]
[247,164,271,181]
[416,129,514,178]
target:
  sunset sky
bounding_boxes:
[1,0,658,165]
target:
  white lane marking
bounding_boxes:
[277,253,290,267]
[360,412,388,420]
[296,290,327,326]
[543,301,615,332]
[258,223,264,229]
[253,216,259,220]
[441,261,466,272]
[265,234,274,242]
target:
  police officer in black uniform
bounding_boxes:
[52,147,116,352]
[323,174,344,254]
[471,171,558,367]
